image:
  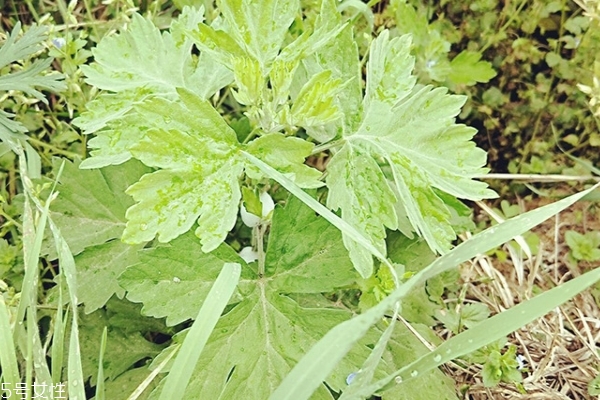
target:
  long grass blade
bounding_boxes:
[243,152,389,278]
[269,183,600,400]
[95,327,108,400]
[0,295,20,385]
[360,266,600,396]
[158,262,241,400]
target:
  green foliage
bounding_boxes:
[125,197,363,398]
[391,0,496,86]
[565,230,600,261]
[2,0,600,399]
[468,339,523,387]
[0,22,65,141]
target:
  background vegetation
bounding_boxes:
[1,0,600,399]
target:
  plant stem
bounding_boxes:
[311,139,344,155]
[256,224,266,277]
[27,137,80,159]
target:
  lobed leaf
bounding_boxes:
[75,8,232,138]
[326,31,496,273]
[217,0,299,68]
[122,197,360,399]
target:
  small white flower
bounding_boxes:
[52,38,66,49]
[240,191,275,228]
[239,246,259,263]
[516,354,526,370]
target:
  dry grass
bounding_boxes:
[445,195,600,399]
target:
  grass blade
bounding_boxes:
[0,295,20,385]
[365,266,600,395]
[95,327,108,400]
[243,151,388,278]
[158,262,241,400]
[269,183,600,400]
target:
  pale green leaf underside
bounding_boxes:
[75,8,232,139]
[218,0,298,68]
[117,89,320,251]
[122,160,243,252]
[326,31,496,272]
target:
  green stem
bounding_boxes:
[311,139,344,155]
[480,0,528,53]
[256,224,266,277]
[82,0,100,41]
[27,137,80,159]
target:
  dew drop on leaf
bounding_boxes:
[433,354,442,362]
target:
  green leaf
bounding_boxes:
[85,83,324,253]
[448,50,497,86]
[76,240,143,313]
[75,8,232,136]
[245,133,323,188]
[77,307,164,383]
[0,23,65,101]
[460,303,491,329]
[159,263,241,400]
[121,89,244,251]
[244,152,389,278]
[326,31,496,273]
[187,22,246,69]
[288,2,360,142]
[565,230,600,261]
[271,183,598,400]
[378,324,458,400]
[290,70,342,127]
[589,374,600,396]
[0,22,64,145]
[119,235,245,325]
[327,145,399,275]
[81,10,198,93]
[103,367,161,400]
[231,56,263,105]
[217,0,299,68]
[364,32,415,108]
[241,186,262,217]
[46,158,150,258]
[123,196,359,399]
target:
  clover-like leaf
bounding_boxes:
[448,50,497,86]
